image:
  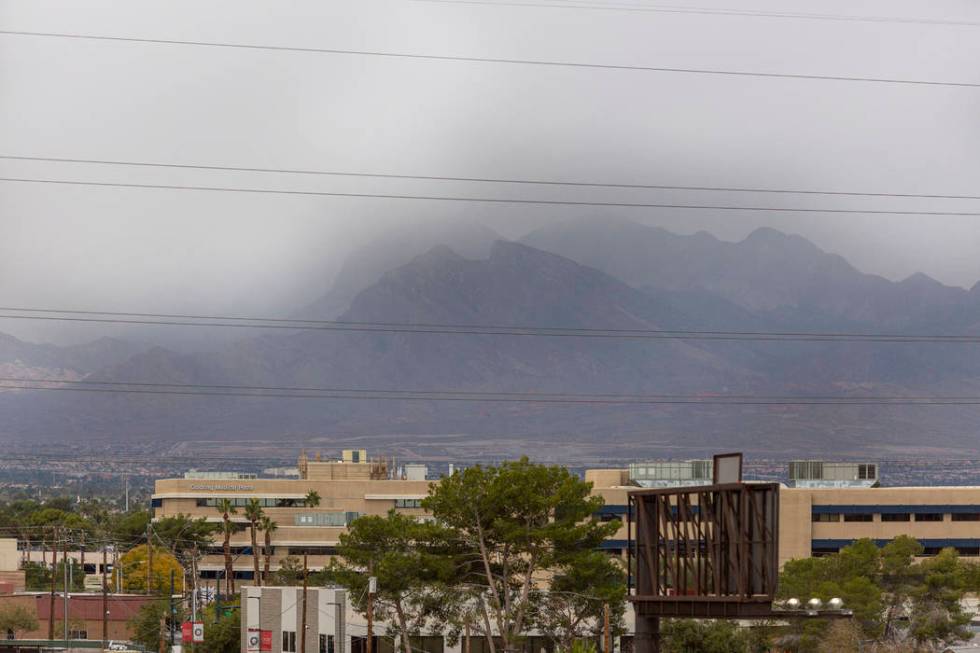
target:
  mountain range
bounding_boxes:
[2,218,979,461]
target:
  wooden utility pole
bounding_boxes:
[102,546,109,648]
[366,576,376,653]
[603,603,612,653]
[147,524,154,594]
[158,613,167,653]
[300,554,309,653]
[63,537,69,642]
[464,620,471,653]
[48,530,57,640]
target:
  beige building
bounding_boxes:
[584,466,980,567]
[153,454,980,583]
[152,451,430,581]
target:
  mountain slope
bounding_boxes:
[521,219,968,326]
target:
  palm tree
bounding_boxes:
[260,516,277,584]
[215,499,237,595]
[304,490,321,508]
[244,499,264,587]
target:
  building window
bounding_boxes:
[914,513,944,522]
[843,514,873,522]
[881,513,910,522]
[858,464,876,480]
[320,635,335,653]
[69,630,88,640]
[952,513,980,522]
[283,632,297,653]
[394,499,423,509]
[287,546,338,556]
[812,513,840,522]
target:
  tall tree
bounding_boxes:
[260,516,277,584]
[243,499,265,587]
[531,551,627,652]
[215,499,237,595]
[332,511,455,653]
[778,536,976,652]
[422,458,620,653]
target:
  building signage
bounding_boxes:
[192,622,205,643]
[189,484,256,491]
[247,629,261,652]
[260,630,273,651]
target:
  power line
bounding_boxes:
[3,377,980,405]
[3,176,980,217]
[413,0,980,28]
[3,306,980,343]
[4,154,979,201]
[1,29,978,89]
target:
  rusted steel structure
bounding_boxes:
[628,481,780,653]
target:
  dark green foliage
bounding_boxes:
[778,536,975,651]
[196,600,241,653]
[661,620,751,653]
[422,457,623,653]
[332,511,457,653]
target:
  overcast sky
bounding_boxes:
[2,0,980,344]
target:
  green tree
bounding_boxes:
[270,556,304,586]
[779,536,976,652]
[130,599,185,651]
[114,545,185,594]
[661,620,749,653]
[531,551,627,652]
[196,599,241,653]
[305,490,321,508]
[0,603,39,638]
[215,499,238,595]
[244,499,265,587]
[332,511,456,653]
[151,514,220,558]
[907,548,972,648]
[422,458,620,653]
[260,516,277,584]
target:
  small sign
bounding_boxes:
[713,452,743,484]
[181,622,193,643]
[260,630,273,651]
[192,622,205,643]
[247,629,261,652]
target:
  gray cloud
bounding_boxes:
[1,0,979,345]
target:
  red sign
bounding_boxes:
[260,630,273,651]
[181,622,193,643]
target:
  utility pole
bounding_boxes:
[158,613,166,653]
[63,535,69,642]
[603,603,612,653]
[102,546,109,648]
[169,569,176,647]
[147,524,154,594]
[464,620,471,653]
[300,554,308,653]
[125,476,130,513]
[48,530,57,640]
[366,576,376,653]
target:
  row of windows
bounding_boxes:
[813,512,964,522]
[196,498,310,508]
[295,512,360,527]
[815,545,980,557]
[394,499,423,509]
